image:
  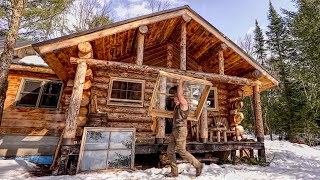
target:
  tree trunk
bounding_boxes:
[0,0,25,123]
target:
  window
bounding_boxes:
[148,71,212,121]
[15,79,63,109]
[207,87,218,111]
[77,127,136,173]
[107,77,145,107]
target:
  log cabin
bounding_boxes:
[0,6,279,170]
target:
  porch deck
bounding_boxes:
[135,141,264,154]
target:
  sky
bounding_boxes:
[111,0,296,41]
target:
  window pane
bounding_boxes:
[43,82,62,95]
[208,90,215,98]
[207,99,215,108]
[127,82,141,91]
[39,95,59,108]
[17,93,39,107]
[85,143,109,150]
[109,131,133,149]
[80,150,108,171]
[127,91,141,100]
[112,81,122,89]
[111,90,121,99]
[120,91,127,99]
[112,81,127,90]
[23,81,41,93]
[108,150,131,169]
[86,131,110,144]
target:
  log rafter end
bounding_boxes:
[182,14,192,23]
[138,25,149,34]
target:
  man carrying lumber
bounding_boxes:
[166,80,203,177]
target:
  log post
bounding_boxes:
[217,43,227,75]
[167,43,173,68]
[180,15,191,70]
[199,94,208,143]
[136,25,148,65]
[63,60,87,145]
[155,76,166,144]
[252,84,266,160]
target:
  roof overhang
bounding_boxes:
[32,5,279,92]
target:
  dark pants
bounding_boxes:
[167,127,201,173]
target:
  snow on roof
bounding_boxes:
[17,55,48,67]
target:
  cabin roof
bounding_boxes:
[0,36,35,52]
[32,5,279,93]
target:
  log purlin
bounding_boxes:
[70,57,260,87]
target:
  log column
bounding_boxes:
[180,15,191,70]
[198,65,208,143]
[199,106,208,143]
[155,43,174,144]
[167,43,173,68]
[217,43,227,75]
[63,60,87,145]
[136,25,148,65]
[252,84,266,160]
[156,76,166,144]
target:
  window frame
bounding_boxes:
[148,71,212,121]
[77,127,136,173]
[107,77,145,107]
[15,78,64,109]
[207,87,219,111]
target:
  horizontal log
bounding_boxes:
[93,76,110,83]
[1,119,65,129]
[10,64,55,74]
[0,127,61,136]
[71,57,259,86]
[107,113,152,123]
[107,122,152,132]
[135,142,264,154]
[99,106,148,114]
[95,71,158,81]
[242,70,263,80]
[2,112,66,121]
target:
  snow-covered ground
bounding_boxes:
[1,136,319,180]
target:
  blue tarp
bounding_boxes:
[0,156,53,164]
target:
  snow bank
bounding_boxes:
[0,160,38,180]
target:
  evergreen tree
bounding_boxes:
[283,0,320,144]
[253,20,267,67]
[0,0,74,40]
[266,1,295,139]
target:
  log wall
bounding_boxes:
[90,69,230,143]
[1,71,66,136]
